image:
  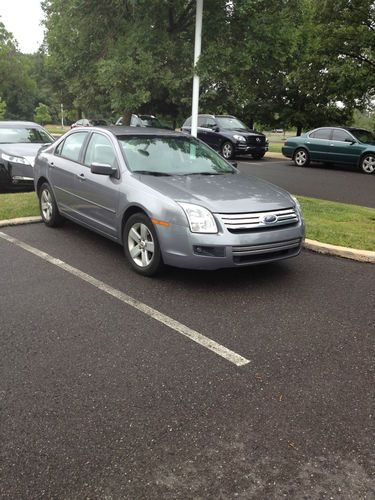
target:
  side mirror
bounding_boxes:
[213,126,220,132]
[345,138,355,144]
[91,162,117,176]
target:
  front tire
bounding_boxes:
[123,213,164,276]
[221,141,235,160]
[252,152,265,160]
[360,154,375,174]
[39,182,64,227]
[293,148,310,167]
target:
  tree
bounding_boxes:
[0,20,38,120]
[0,97,6,119]
[34,102,52,125]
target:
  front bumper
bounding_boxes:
[0,161,34,187]
[235,143,268,155]
[157,218,305,270]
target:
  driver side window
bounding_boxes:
[205,118,217,129]
[84,133,116,168]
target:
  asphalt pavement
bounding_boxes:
[1,222,374,498]
[237,157,375,208]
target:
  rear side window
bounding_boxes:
[310,128,331,140]
[332,129,352,142]
[197,116,206,127]
[84,133,116,167]
[60,132,87,162]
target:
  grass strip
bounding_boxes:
[0,192,374,252]
[298,196,375,251]
[0,192,39,220]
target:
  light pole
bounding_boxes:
[191,0,203,138]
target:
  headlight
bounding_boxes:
[1,153,30,165]
[178,202,218,234]
[233,135,246,143]
[291,195,302,212]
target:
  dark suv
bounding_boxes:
[181,114,268,160]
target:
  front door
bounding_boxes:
[74,132,120,238]
[330,129,362,165]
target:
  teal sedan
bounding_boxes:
[282,127,375,174]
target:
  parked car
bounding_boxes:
[115,114,170,128]
[181,114,268,160]
[0,121,54,191]
[71,118,110,129]
[282,127,375,174]
[34,126,304,276]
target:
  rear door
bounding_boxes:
[201,117,221,150]
[73,131,121,238]
[49,131,89,216]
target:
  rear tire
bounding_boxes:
[39,182,64,227]
[360,154,375,174]
[123,213,164,276]
[293,148,310,167]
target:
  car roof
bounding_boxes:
[0,121,42,128]
[90,126,183,137]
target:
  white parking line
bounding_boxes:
[0,231,250,367]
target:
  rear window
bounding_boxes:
[310,129,331,140]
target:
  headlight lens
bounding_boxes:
[233,135,246,142]
[291,195,302,212]
[178,202,218,233]
[1,153,30,165]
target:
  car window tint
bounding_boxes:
[205,118,216,129]
[197,116,206,127]
[310,129,331,140]
[60,132,87,162]
[332,129,351,142]
[84,133,116,167]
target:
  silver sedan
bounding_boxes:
[34,127,305,276]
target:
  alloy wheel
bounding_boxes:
[294,149,308,166]
[127,222,155,268]
[362,155,375,174]
[222,142,233,159]
[41,188,53,222]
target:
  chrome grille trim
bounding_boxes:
[216,207,298,230]
[232,238,302,256]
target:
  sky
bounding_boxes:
[0,0,44,53]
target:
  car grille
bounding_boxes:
[246,136,266,145]
[232,238,302,264]
[216,208,299,232]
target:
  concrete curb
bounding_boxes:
[0,216,373,264]
[0,216,42,227]
[304,238,375,264]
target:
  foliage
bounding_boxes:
[0,97,6,119]
[34,102,52,125]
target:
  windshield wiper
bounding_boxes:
[182,172,224,176]
[133,170,172,176]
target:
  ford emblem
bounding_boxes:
[263,214,278,224]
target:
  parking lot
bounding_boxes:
[1,219,374,498]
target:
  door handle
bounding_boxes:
[76,173,86,180]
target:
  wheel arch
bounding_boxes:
[120,205,149,244]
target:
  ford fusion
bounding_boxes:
[34,127,305,276]
[0,121,54,190]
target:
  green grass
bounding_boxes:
[0,192,374,252]
[45,124,69,135]
[0,192,39,220]
[298,196,375,251]
[268,143,283,153]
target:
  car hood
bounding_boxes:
[135,172,294,213]
[0,143,49,166]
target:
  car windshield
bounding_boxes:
[350,129,375,144]
[139,117,163,128]
[118,136,235,175]
[0,127,53,144]
[216,116,249,130]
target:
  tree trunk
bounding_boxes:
[122,110,132,126]
[296,125,302,136]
